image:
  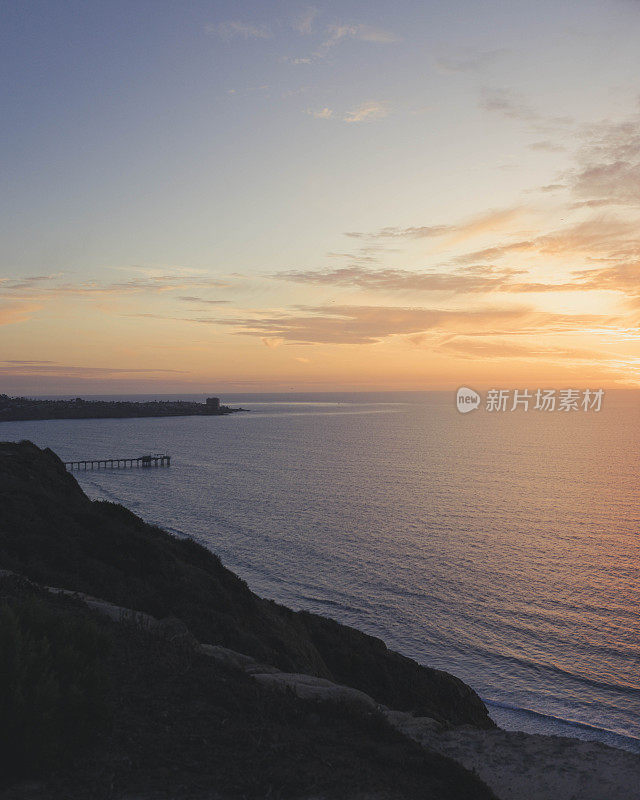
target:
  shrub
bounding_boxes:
[0,597,110,782]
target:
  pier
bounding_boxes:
[64,454,170,470]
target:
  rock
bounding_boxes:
[199,643,264,671]
[155,615,198,645]
[252,671,380,712]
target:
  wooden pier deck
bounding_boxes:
[64,454,170,470]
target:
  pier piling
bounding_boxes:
[64,454,170,470]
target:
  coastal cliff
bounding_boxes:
[2,442,639,800]
[0,440,496,799]
[0,441,493,728]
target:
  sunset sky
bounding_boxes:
[2,0,640,393]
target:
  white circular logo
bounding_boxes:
[456,387,480,413]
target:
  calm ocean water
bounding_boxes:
[3,391,639,752]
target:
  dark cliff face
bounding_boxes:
[0,575,497,800]
[0,440,495,729]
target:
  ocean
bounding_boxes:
[2,391,639,753]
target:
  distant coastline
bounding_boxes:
[0,394,245,422]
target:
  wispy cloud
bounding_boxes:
[570,263,640,305]
[283,56,313,65]
[323,23,400,47]
[346,224,449,239]
[4,359,56,365]
[0,362,186,377]
[273,258,640,301]
[346,206,522,240]
[479,87,573,131]
[1,272,231,300]
[528,140,566,153]
[305,107,333,119]
[292,6,318,35]
[433,337,615,363]
[452,216,640,266]
[435,48,508,74]
[178,296,230,305]
[566,116,640,207]
[0,301,41,326]
[274,264,526,294]
[325,244,392,264]
[292,21,400,61]
[283,17,400,66]
[205,21,271,40]
[216,304,613,345]
[104,275,230,294]
[305,102,388,123]
[343,101,388,123]
[480,87,540,122]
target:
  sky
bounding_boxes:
[2,0,640,394]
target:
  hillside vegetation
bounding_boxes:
[0,440,497,799]
[0,441,493,728]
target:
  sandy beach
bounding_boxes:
[387,710,640,800]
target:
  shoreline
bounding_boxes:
[485,699,640,755]
[71,469,640,757]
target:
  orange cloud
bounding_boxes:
[345,206,522,242]
[0,362,185,377]
[1,272,231,300]
[217,304,616,345]
[0,301,41,326]
[434,338,611,361]
[275,264,526,293]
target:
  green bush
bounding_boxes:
[0,597,110,782]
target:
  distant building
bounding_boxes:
[206,397,221,413]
